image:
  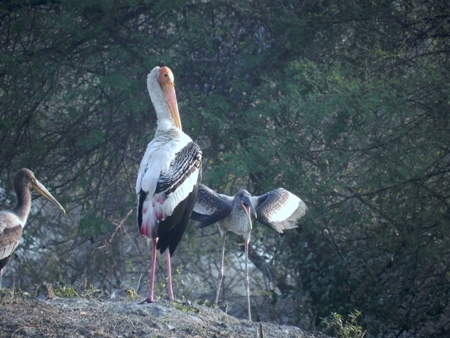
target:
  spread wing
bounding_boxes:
[191,184,233,228]
[252,188,307,233]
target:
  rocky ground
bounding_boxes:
[0,286,331,338]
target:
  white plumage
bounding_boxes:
[136,66,202,303]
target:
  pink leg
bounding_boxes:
[165,249,174,301]
[142,238,158,303]
[244,238,252,321]
[215,233,226,304]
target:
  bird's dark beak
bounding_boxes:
[32,179,66,216]
[241,195,257,220]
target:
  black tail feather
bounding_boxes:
[156,185,199,256]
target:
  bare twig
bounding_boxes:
[96,209,134,250]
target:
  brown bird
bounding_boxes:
[136,66,202,303]
[0,168,66,288]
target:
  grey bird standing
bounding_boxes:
[0,168,66,288]
[191,184,307,321]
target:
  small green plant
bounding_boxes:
[322,310,366,338]
[127,288,136,300]
[172,266,206,302]
[52,280,102,299]
[79,284,101,299]
[173,301,192,313]
[156,280,167,300]
[54,284,79,298]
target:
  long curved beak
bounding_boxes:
[163,83,181,130]
[33,180,66,216]
[241,195,257,230]
[159,67,182,130]
[241,195,257,219]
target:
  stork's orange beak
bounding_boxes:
[158,67,182,129]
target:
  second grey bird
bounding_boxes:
[191,184,307,321]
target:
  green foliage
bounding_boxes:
[52,282,102,299]
[174,269,206,303]
[1,0,449,336]
[80,214,114,236]
[54,284,79,298]
[322,310,366,338]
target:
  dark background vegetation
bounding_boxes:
[0,0,449,336]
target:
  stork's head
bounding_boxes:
[147,66,182,130]
[236,189,257,220]
[14,168,66,215]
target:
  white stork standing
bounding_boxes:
[0,168,66,288]
[136,66,202,303]
[192,184,307,321]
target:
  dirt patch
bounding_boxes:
[0,288,331,338]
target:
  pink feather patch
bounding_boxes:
[140,222,150,237]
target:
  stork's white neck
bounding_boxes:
[156,118,177,132]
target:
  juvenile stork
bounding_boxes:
[136,66,202,303]
[192,184,307,321]
[0,168,66,288]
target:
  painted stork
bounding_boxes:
[0,168,66,288]
[192,184,307,321]
[136,66,202,303]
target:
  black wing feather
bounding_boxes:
[157,182,200,255]
[191,184,232,228]
[254,188,306,233]
[155,142,201,195]
[155,142,202,255]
